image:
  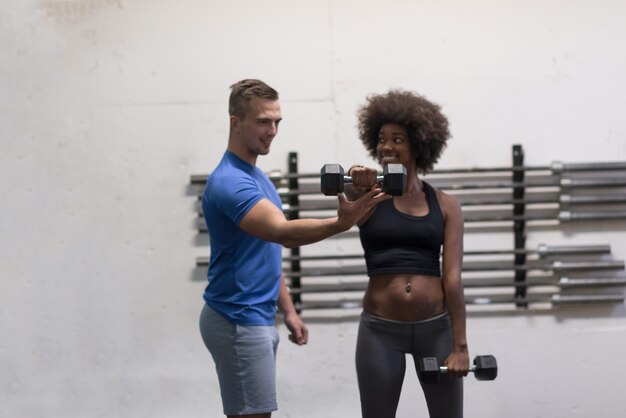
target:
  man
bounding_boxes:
[199,79,389,418]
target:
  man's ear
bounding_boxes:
[230,114,239,132]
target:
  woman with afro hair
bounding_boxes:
[345,89,469,418]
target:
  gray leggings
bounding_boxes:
[355,311,463,418]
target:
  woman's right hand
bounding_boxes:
[343,165,380,201]
[349,165,379,189]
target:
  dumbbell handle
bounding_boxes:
[438,365,478,374]
[320,163,406,196]
[343,174,385,184]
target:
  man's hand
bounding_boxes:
[336,187,391,230]
[284,311,308,345]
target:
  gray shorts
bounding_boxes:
[199,304,280,416]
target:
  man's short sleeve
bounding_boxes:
[204,173,264,227]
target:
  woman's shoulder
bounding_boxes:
[427,183,461,216]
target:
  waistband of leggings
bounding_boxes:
[360,310,450,329]
[362,310,448,324]
[361,311,451,335]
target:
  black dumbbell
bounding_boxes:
[320,164,407,196]
[418,355,498,384]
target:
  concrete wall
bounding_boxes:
[2,1,626,417]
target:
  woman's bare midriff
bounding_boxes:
[363,274,446,321]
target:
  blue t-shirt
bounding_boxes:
[201,151,283,325]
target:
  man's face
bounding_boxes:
[232,97,282,157]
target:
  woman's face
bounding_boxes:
[376,123,413,167]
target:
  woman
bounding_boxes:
[345,89,469,418]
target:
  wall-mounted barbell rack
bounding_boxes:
[191,145,626,315]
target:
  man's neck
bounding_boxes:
[227,141,257,166]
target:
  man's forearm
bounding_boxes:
[277,274,297,315]
[278,217,348,248]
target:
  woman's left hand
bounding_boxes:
[443,350,470,379]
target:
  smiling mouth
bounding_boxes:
[380,154,398,162]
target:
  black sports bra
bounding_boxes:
[359,181,444,277]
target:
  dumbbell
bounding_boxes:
[320,163,407,196]
[418,355,498,384]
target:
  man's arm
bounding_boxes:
[277,273,308,345]
[239,188,389,248]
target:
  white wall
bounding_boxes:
[2,1,626,417]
